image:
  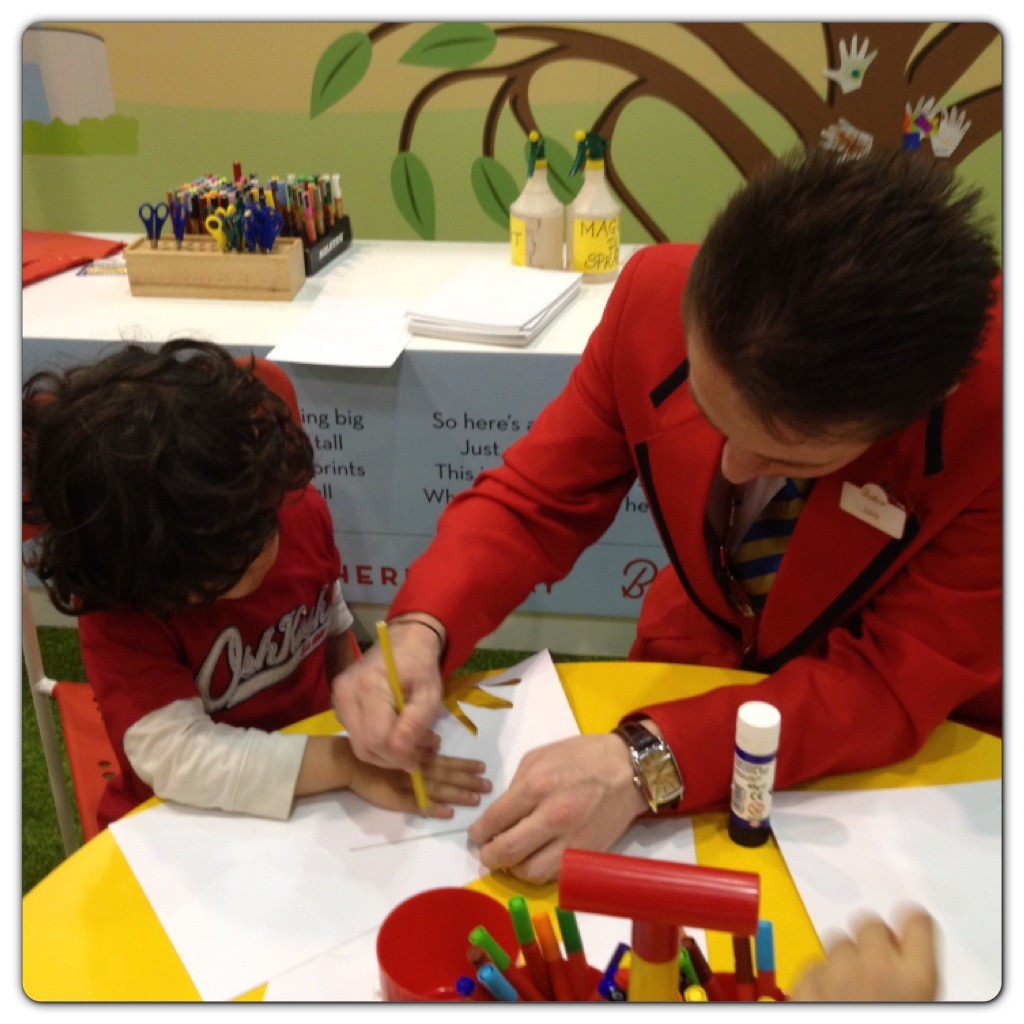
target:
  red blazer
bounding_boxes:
[392,244,1002,811]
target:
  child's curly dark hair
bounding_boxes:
[23,339,315,617]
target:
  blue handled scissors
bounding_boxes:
[169,199,190,248]
[138,202,169,248]
[258,207,284,252]
[244,205,284,253]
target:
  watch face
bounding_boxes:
[643,747,683,804]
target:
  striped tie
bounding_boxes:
[731,478,813,611]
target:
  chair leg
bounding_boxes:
[28,686,81,856]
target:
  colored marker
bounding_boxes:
[508,896,554,999]
[683,984,709,1001]
[597,976,626,1001]
[454,976,477,1001]
[678,946,699,988]
[755,920,777,999]
[555,907,593,1000]
[602,942,629,983]
[302,194,317,244]
[375,621,429,813]
[469,925,512,971]
[680,936,726,1002]
[532,912,575,1002]
[332,172,344,218]
[732,934,756,1002]
[477,963,518,1002]
[468,925,543,1001]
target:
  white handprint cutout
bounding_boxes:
[820,118,874,160]
[823,35,878,95]
[930,106,971,158]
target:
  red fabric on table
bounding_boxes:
[22,230,126,286]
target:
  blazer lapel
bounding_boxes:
[755,438,921,670]
[636,415,739,637]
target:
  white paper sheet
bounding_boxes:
[109,650,578,1001]
[263,816,704,1001]
[268,296,409,367]
[772,780,1001,1002]
[338,650,577,848]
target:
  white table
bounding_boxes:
[23,238,660,654]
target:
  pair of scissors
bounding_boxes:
[169,199,190,248]
[138,202,169,248]
[242,205,284,253]
[205,205,243,253]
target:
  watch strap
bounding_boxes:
[614,720,683,813]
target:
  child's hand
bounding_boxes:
[349,751,491,819]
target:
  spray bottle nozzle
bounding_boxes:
[570,129,607,175]
[527,130,547,176]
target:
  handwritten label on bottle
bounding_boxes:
[570,217,620,274]
[510,216,527,267]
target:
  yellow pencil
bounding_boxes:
[375,620,430,814]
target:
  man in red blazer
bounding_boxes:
[334,147,1001,884]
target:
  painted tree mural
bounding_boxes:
[311,22,1001,241]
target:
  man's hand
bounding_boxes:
[791,906,939,1002]
[330,617,445,771]
[467,733,648,885]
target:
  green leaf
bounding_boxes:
[400,23,497,68]
[540,137,581,205]
[470,156,519,230]
[310,32,372,119]
[391,152,436,240]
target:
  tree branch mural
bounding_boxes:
[310,22,1002,242]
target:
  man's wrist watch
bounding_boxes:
[613,721,684,814]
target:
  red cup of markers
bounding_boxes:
[377,887,520,1002]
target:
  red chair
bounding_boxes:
[22,538,116,853]
[22,356,315,854]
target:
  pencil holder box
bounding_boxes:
[303,214,353,276]
[123,235,306,301]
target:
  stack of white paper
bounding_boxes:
[405,265,582,346]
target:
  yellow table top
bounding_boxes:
[23,660,1001,1002]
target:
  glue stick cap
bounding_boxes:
[735,701,781,757]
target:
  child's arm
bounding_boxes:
[125,699,488,820]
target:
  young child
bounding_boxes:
[23,339,489,829]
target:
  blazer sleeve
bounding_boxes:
[390,250,656,672]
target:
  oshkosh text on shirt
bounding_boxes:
[195,585,334,712]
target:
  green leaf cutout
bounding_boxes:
[535,136,581,205]
[391,152,436,240]
[400,23,497,68]
[471,156,519,231]
[310,33,372,119]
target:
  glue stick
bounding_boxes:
[728,701,781,847]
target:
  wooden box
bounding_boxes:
[124,235,306,301]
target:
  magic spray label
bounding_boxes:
[569,216,620,275]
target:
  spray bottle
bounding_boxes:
[565,130,621,283]
[509,130,565,270]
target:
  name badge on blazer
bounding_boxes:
[839,482,907,539]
